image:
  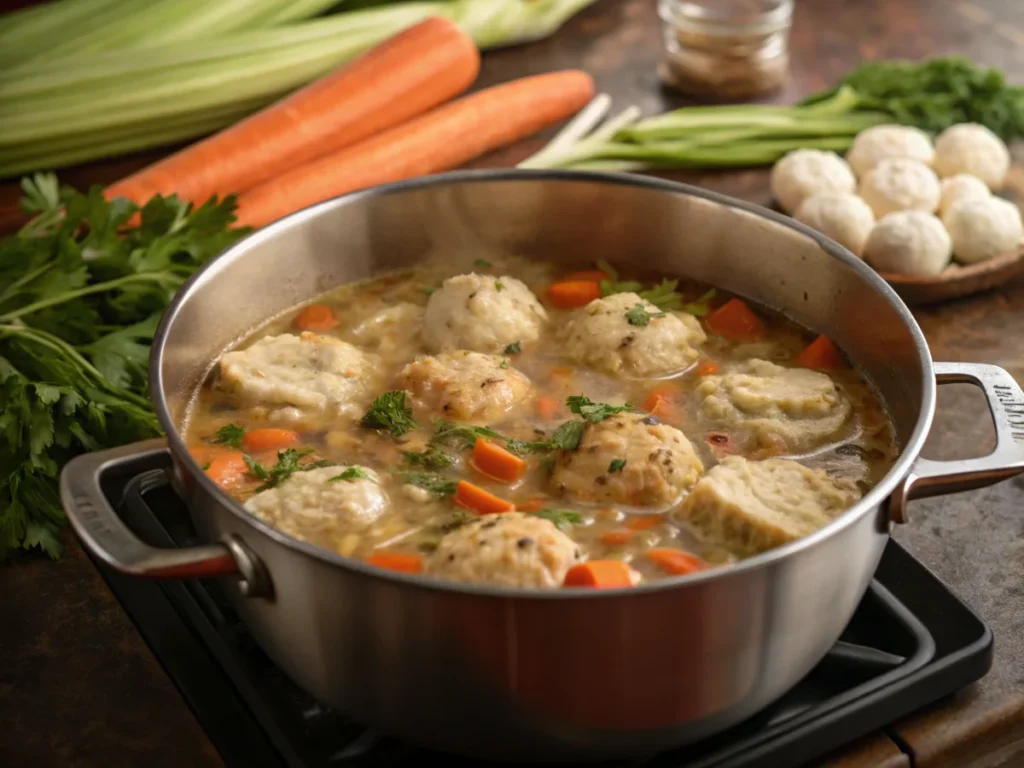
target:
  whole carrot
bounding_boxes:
[233,69,596,228]
[104,17,480,207]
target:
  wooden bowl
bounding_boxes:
[879,247,1024,305]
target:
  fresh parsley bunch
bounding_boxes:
[1,174,249,560]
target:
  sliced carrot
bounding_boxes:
[546,280,601,309]
[366,552,423,574]
[647,548,706,576]
[105,18,480,208]
[242,428,300,454]
[235,70,595,228]
[564,560,636,588]
[600,530,633,547]
[642,384,681,423]
[292,304,338,331]
[694,360,719,376]
[563,269,609,282]
[204,451,248,488]
[795,334,846,370]
[518,497,548,513]
[454,481,516,515]
[471,439,526,483]
[534,395,560,419]
[626,515,664,531]
[704,298,764,340]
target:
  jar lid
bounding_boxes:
[659,0,793,36]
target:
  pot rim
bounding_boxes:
[150,169,935,599]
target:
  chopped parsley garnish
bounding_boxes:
[494,280,505,292]
[532,508,583,530]
[540,455,556,475]
[212,423,245,449]
[440,509,472,532]
[608,458,627,473]
[600,275,685,311]
[682,288,717,317]
[550,420,585,451]
[431,420,508,449]
[361,391,417,438]
[401,471,459,498]
[245,449,334,493]
[328,467,372,483]
[503,341,521,355]
[566,395,638,423]
[419,540,440,553]
[402,446,456,470]
[625,303,666,327]
[499,359,509,369]
[201,462,211,471]
[421,285,439,295]
[474,259,492,268]
[600,278,644,297]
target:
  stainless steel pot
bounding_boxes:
[60,171,1024,762]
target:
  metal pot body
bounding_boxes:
[61,172,1024,762]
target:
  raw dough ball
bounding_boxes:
[846,124,935,177]
[943,196,1024,265]
[422,273,547,354]
[932,123,1010,190]
[794,193,876,257]
[938,174,991,217]
[863,210,952,276]
[428,513,582,588]
[549,412,704,508]
[859,159,941,218]
[770,149,857,214]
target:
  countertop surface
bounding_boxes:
[2,1,1023,766]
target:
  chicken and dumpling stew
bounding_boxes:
[184,254,898,589]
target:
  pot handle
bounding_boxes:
[59,438,267,595]
[889,362,1024,524]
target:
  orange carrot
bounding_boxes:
[534,395,560,419]
[704,298,764,340]
[292,304,338,331]
[642,384,681,422]
[626,514,663,531]
[549,366,575,379]
[235,70,595,228]
[105,19,480,207]
[518,498,548,513]
[694,360,719,376]
[795,334,845,370]
[600,530,633,547]
[366,552,423,574]
[471,439,526,483]
[546,280,601,309]
[564,561,636,588]
[647,548,706,576]
[204,451,249,488]
[563,270,609,282]
[454,481,516,515]
[242,428,300,454]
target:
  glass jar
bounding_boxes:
[658,0,794,101]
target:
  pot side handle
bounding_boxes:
[889,362,1024,524]
[59,438,266,595]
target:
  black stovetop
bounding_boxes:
[92,465,993,768]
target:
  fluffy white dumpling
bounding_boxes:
[770,149,857,214]
[863,211,952,276]
[794,193,876,257]
[859,159,941,218]
[944,196,1024,264]
[938,174,991,217]
[846,124,934,177]
[932,123,1010,190]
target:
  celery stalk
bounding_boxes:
[582,136,856,168]
[251,0,347,26]
[448,0,599,49]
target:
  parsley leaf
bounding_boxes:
[550,420,585,451]
[494,280,505,292]
[600,276,684,311]
[246,449,334,493]
[474,259,492,268]
[499,359,509,369]
[566,395,638,423]
[430,420,507,449]
[532,508,584,530]
[401,471,458,497]
[402,446,456,470]
[361,391,417,438]
[328,467,373,483]
[608,458,627,473]
[212,423,246,449]
[682,289,717,317]
[503,341,521,354]
[625,303,666,327]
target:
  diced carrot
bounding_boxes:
[292,304,338,331]
[242,428,300,453]
[600,530,633,547]
[694,360,719,376]
[563,269,609,282]
[534,395,560,419]
[647,548,706,576]
[704,298,764,340]
[518,497,548,513]
[366,552,424,574]
[795,334,846,370]
[642,384,682,423]
[204,451,249,488]
[454,481,516,515]
[625,514,664,531]
[564,560,636,588]
[471,439,526,483]
[546,280,601,309]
